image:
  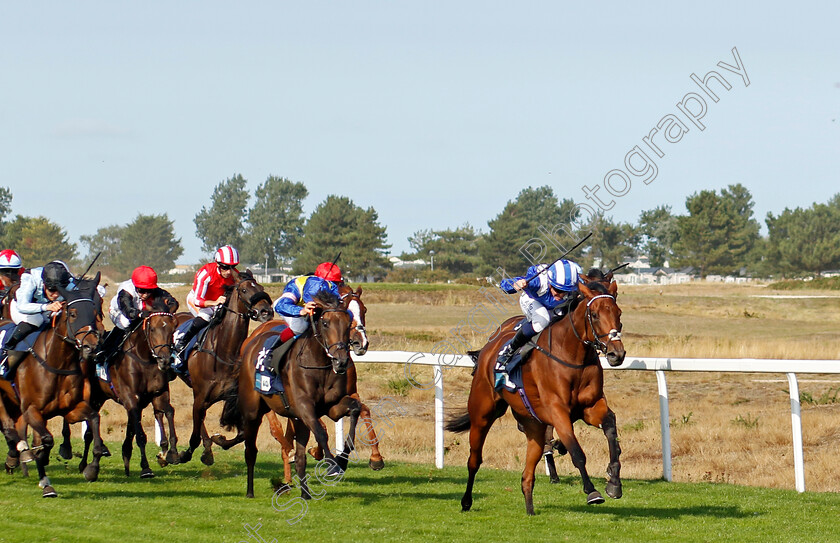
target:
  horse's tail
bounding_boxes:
[445,410,471,434]
[219,385,243,431]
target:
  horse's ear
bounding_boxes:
[355,286,363,296]
[92,271,101,286]
[604,271,614,282]
[231,269,241,281]
[57,285,72,300]
[578,281,594,298]
[608,280,618,297]
[578,274,592,284]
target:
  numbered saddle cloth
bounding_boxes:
[254,334,286,395]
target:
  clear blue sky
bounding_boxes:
[3,2,838,264]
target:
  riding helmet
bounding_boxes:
[315,262,342,282]
[0,249,22,269]
[131,266,158,290]
[214,245,240,266]
[42,261,73,289]
[546,260,581,291]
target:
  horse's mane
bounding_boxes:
[586,268,606,281]
[313,289,341,309]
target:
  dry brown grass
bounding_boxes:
[72,282,840,493]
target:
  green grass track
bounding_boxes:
[0,445,837,543]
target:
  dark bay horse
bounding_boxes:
[254,284,384,478]
[79,305,179,478]
[176,269,273,465]
[446,280,625,515]
[0,274,105,497]
[214,290,361,498]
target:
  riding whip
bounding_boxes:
[523,231,593,282]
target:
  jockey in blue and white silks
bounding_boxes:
[274,274,345,335]
[495,259,582,385]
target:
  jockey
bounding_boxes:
[1,261,73,372]
[95,266,178,365]
[270,262,345,350]
[495,259,582,387]
[0,249,24,284]
[172,245,239,359]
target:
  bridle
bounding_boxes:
[54,298,102,350]
[569,294,622,355]
[221,279,272,321]
[300,307,353,372]
[340,290,367,348]
[141,312,178,365]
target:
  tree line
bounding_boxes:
[2,179,838,281]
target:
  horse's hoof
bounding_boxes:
[58,444,73,461]
[42,485,57,498]
[178,450,193,464]
[165,450,180,465]
[549,476,561,484]
[101,444,112,457]
[605,481,622,499]
[83,465,99,482]
[140,468,155,479]
[200,450,214,466]
[5,454,19,470]
[156,452,168,468]
[326,462,345,478]
[78,461,88,474]
[19,450,35,464]
[307,447,324,461]
[369,458,385,471]
[586,491,605,505]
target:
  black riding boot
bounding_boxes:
[93,327,128,366]
[495,321,537,371]
[173,318,209,359]
[1,322,38,378]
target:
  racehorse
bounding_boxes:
[214,290,361,498]
[446,279,625,515]
[0,274,105,497]
[254,283,384,479]
[77,299,180,478]
[176,269,273,465]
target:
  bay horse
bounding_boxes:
[77,299,180,478]
[214,290,361,498]
[255,284,384,479]
[0,274,105,497]
[446,279,625,515]
[175,269,273,465]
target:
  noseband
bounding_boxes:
[142,312,178,363]
[55,298,101,350]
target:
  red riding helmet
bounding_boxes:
[0,249,22,269]
[131,266,159,290]
[314,262,342,282]
[214,245,240,266]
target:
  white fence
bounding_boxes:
[338,351,840,493]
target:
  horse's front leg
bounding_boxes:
[21,406,56,497]
[58,419,73,461]
[153,392,180,465]
[326,396,362,471]
[65,402,103,482]
[583,399,622,499]
[179,387,208,464]
[550,408,603,505]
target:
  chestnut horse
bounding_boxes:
[255,284,383,479]
[446,279,625,515]
[0,274,105,497]
[214,290,361,498]
[176,269,273,465]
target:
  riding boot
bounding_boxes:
[495,321,537,372]
[1,322,37,379]
[93,327,127,366]
[2,322,38,354]
[172,318,209,361]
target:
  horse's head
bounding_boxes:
[340,284,368,356]
[577,280,625,367]
[311,290,353,374]
[228,269,273,323]
[57,272,105,361]
[142,298,179,372]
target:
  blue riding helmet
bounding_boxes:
[547,260,581,292]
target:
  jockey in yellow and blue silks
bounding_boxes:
[273,262,351,339]
[495,259,582,387]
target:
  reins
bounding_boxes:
[297,308,352,370]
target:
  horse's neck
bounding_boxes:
[213,302,248,356]
[543,303,590,362]
[126,327,150,358]
[40,318,78,368]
